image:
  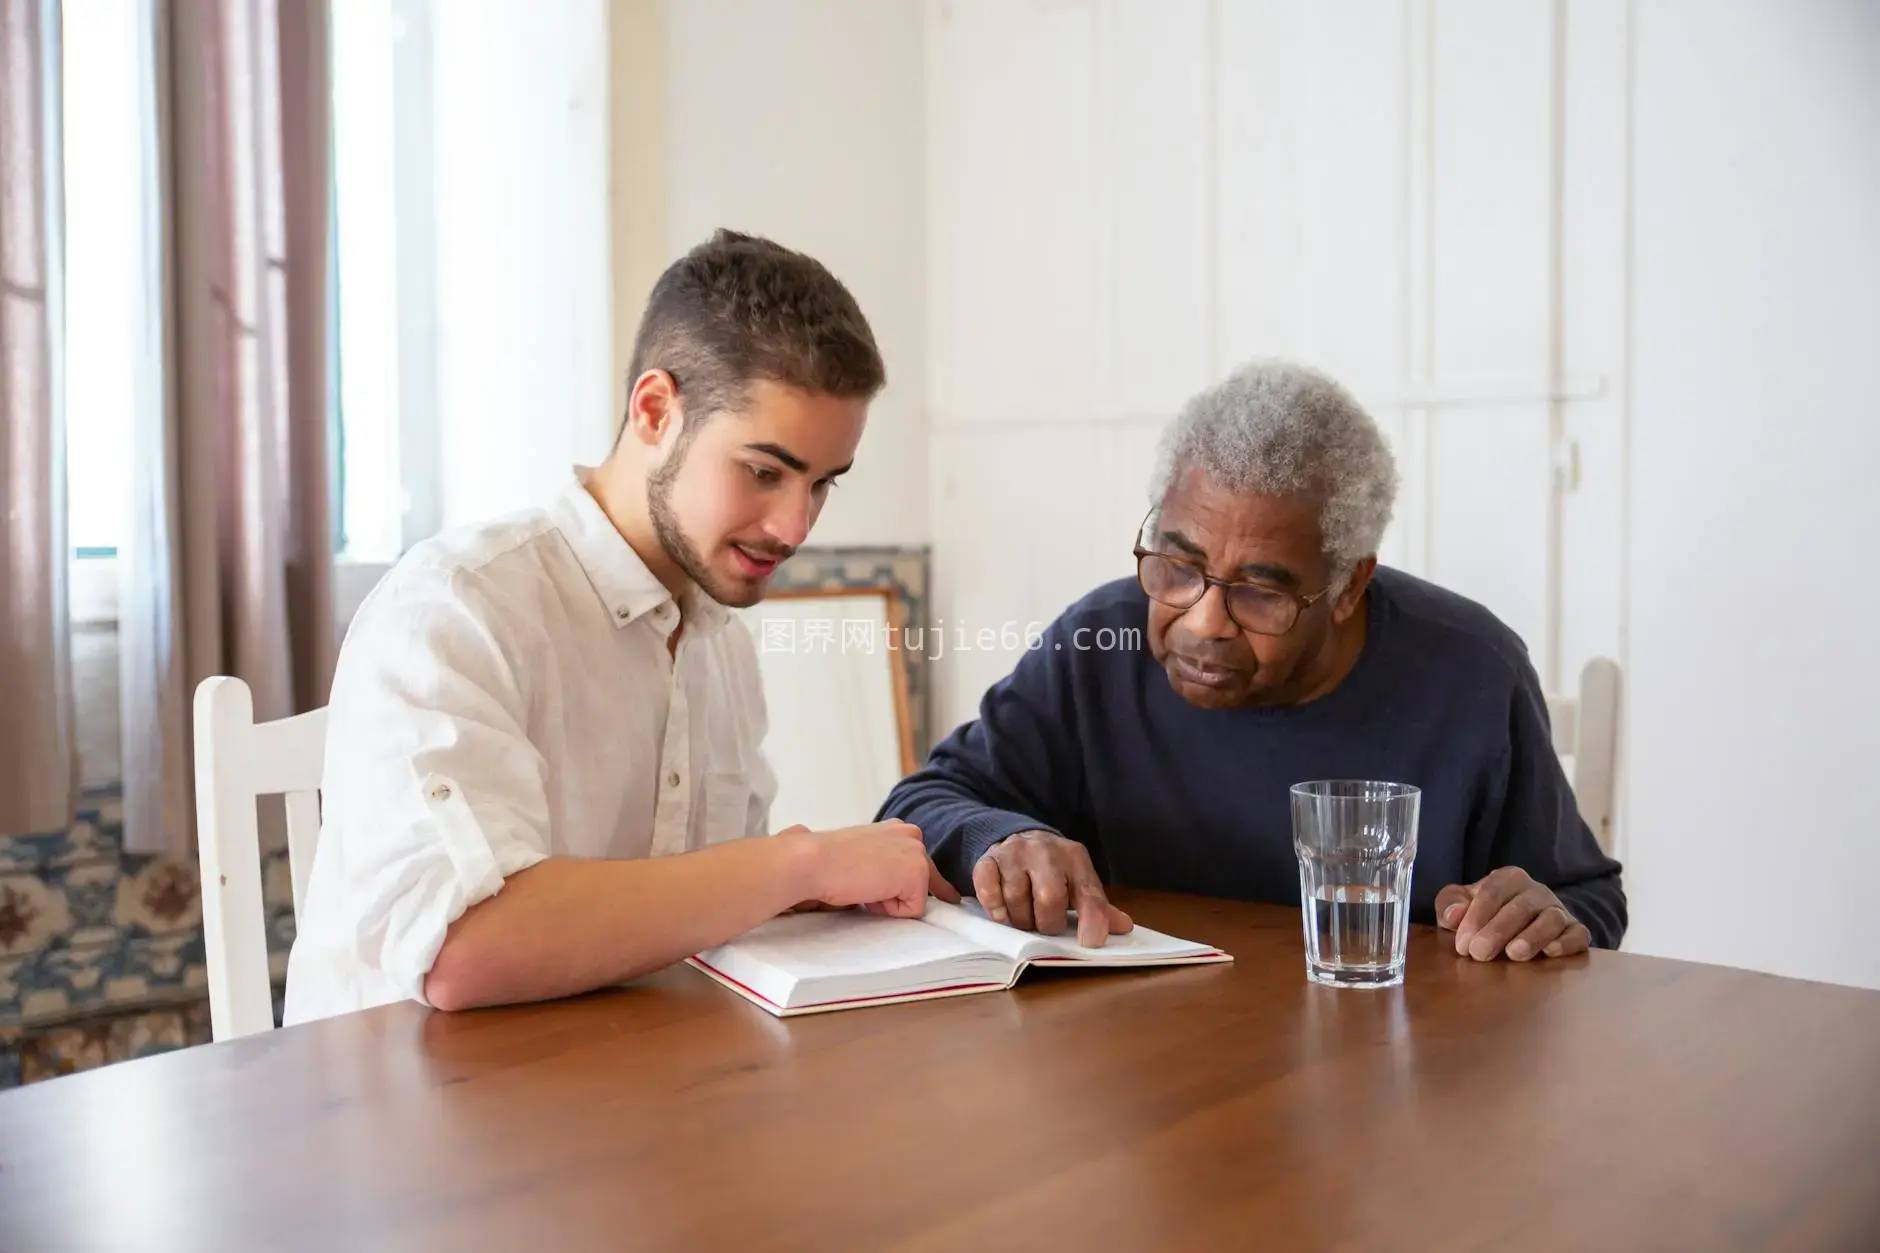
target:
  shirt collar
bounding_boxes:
[554,468,731,635]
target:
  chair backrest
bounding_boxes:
[193,675,327,1042]
[1544,657,1622,854]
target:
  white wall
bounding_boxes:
[662,0,928,547]
[1621,0,1880,988]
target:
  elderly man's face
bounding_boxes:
[1144,466,1370,710]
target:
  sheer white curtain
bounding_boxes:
[116,0,335,857]
[0,0,74,839]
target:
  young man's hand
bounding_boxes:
[782,821,959,918]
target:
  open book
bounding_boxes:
[687,898,1232,1017]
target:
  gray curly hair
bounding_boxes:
[1149,360,1399,591]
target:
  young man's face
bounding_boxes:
[649,378,867,608]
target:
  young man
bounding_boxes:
[284,231,954,1025]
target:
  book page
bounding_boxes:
[918,899,1227,965]
[693,909,1017,1011]
[714,910,983,978]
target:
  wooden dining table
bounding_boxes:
[1,891,1877,1252]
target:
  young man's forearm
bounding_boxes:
[422,834,815,1012]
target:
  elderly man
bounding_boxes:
[879,359,1625,961]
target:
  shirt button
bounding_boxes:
[666,771,682,789]
[615,607,630,621]
[429,783,453,801]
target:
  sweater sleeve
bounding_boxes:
[876,613,1093,894]
[1470,656,1629,948]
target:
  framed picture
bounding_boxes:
[736,588,916,831]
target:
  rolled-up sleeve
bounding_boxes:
[287,569,552,1018]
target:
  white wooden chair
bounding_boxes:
[1544,657,1623,854]
[193,676,327,1041]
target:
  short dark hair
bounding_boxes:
[623,230,885,433]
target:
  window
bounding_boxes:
[330,0,426,562]
[60,0,422,623]
[62,0,152,567]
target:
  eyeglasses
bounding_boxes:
[1133,516,1333,637]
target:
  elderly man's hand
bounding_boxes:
[973,830,1133,948]
[1435,866,1591,961]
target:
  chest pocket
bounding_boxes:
[702,770,753,845]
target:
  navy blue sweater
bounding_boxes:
[878,569,1626,948]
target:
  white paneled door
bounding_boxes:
[926,0,1629,731]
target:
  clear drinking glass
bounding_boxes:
[1291,780,1421,988]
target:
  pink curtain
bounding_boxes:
[0,0,76,838]
[118,0,334,858]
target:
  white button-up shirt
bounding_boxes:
[283,472,777,1025]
